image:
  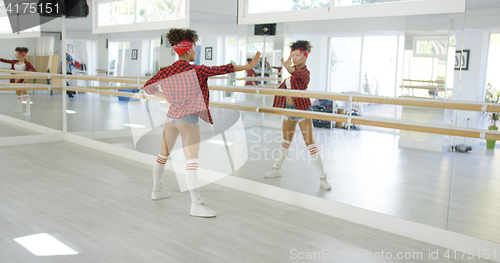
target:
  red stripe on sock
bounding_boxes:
[309,147,318,155]
[156,156,167,164]
[282,143,290,149]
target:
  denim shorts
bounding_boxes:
[284,105,312,122]
[165,114,199,126]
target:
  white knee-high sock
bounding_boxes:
[275,139,291,169]
[16,96,23,110]
[307,144,325,176]
[23,95,30,112]
[153,154,168,189]
[185,159,200,202]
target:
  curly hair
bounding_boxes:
[290,40,311,53]
[15,47,29,53]
[166,28,198,46]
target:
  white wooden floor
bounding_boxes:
[0,142,494,262]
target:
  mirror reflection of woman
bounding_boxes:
[264,40,332,190]
[0,47,36,116]
[143,28,261,218]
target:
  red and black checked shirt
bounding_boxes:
[272,65,311,110]
[143,60,235,124]
[0,59,36,83]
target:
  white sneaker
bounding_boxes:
[319,174,332,190]
[13,108,22,113]
[21,111,31,116]
[264,165,282,178]
[151,184,171,200]
[190,197,217,218]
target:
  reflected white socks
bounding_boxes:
[23,95,30,112]
[307,144,325,176]
[16,96,22,111]
[274,139,291,169]
[153,154,168,189]
[185,159,200,202]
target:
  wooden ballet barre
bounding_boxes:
[208,86,500,113]
[0,87,59,91]
[209,102,500,141]
[65,87,165,102]
[403,79,445,84]
[0,75,49,80]
[399,85,445,90]
[0,83,50,87]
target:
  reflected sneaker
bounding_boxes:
[264,165,282,178]
[21,111,30,116]
[151,184,171,201]
[319,174,332,190]
[190,197,217,218]
[13,108,22,113]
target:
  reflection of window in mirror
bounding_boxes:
[484,34,500,104]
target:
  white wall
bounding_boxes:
[453,29,491,146]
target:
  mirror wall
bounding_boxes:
[1,0,500,245]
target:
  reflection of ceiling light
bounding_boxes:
[22,101,33,104]
[124,123,146,128]
[66,110,76,114]
[14,233,78,256]
[209,140,233,146]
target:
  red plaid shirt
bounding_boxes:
[143,60,235,124]
[273,66,311,110]
[0,58,36,83]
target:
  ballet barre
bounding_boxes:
[209,102,500,141]
[2,69,499,112]
[208,85,500,113]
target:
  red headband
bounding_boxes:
[19,51,27,57]
[172,39,194,56]
[291,48,309,58]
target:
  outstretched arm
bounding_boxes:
[0,58,14,64]
[233,52,261,71]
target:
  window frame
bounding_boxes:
[92,0,189,34]
[237,0,465,25]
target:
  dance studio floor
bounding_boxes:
[1,91,499,260]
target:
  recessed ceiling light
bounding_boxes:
[66,110,76,114]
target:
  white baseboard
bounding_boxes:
[0,133,64,147]
[0,114,61,134]
[398,138,446,152]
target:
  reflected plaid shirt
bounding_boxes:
[0,58,36,83]
[273,65,311,110]
[143,60,235,124]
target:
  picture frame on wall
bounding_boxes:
[67,44,73,53]
[454,50,470,70]
[205,47,212,60]
[132,49,138,60]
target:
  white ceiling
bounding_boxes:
[40,0,237,32]
[39,0,500,33]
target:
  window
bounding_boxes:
[247,0,329,14]
[335,0,415,6]
[93,0,188,34]
[329,37,362,93]
[485,34,500,104]
[238,0,465,25]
